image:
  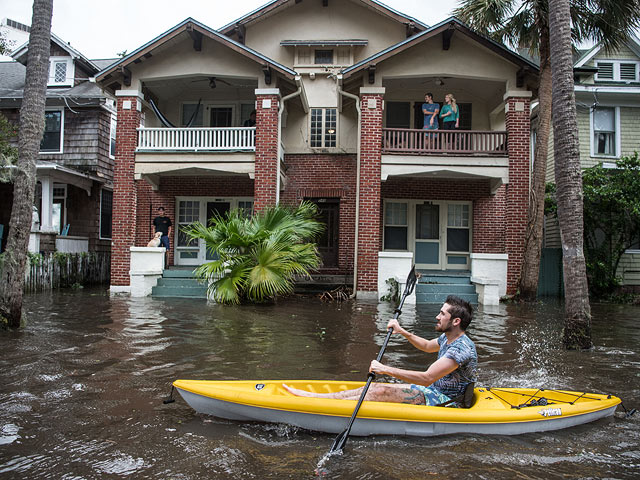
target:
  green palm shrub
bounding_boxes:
[183,202,323,304]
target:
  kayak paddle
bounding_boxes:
[329,266,418,454]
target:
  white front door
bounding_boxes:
[175,197,253,266]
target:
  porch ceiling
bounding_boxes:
[143,75,259,100]
[381,154,508,194]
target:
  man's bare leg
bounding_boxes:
[283,383,425,405]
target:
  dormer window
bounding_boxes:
[48,57,74,86]
[596,60,639,82]
[314,50,333,64]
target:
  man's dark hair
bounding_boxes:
[157,207,165,212]
[425,92,433,99]
[444,295,473,330]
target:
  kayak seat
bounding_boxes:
[435,382,475,408]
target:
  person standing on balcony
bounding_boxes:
[152,207,172,257]
[440,93,459,130]
[440,93,460,150]
[422,93,439,148]
[243,110,256,127]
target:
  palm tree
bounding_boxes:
[455,0,640,301]
[184,202,323,304]
[549,0,592,349]
[0,0,53,328]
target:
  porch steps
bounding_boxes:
[415,271,478,304]
[151,268,207,299]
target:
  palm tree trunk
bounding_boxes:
[518,26,552,300]
[548,0,592,349]
[0,0,53,328]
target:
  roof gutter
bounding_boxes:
[335,75,361,298]
[277,76,303,204]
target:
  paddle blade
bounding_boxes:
[404,266,417,297]
[329,429,349,453]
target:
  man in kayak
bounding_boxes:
[283,295,477,406]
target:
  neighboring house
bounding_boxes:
[0,31,117,255]
[95,0,538,300]
[543,36,640,288]
[0,18,30,61]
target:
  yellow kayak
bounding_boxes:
[173,379,620,436]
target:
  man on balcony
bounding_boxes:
[422,93,440,149]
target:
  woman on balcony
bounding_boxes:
[440,93,460,151]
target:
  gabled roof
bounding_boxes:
[574,35,640,68]
[12,32,100,74]
[341,17,539,78]
[95,17,297,83]
[219,0,428,36]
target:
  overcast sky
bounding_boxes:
[1,0,461,60]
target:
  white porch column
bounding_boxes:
[39,176,56,233]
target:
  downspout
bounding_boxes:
[277,76,303,204]
[335,75,361,299]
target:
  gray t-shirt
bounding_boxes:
[433,333,477,398]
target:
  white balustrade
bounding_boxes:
[137,127,256,151]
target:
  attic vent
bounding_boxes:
[6,18,31,32]
[596,62,613,80]
[620,63,637,81]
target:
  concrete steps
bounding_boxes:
[151,268,207,298]
[415,270,478,304]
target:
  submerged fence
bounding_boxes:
[22,252,111,292]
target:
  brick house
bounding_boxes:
[0,29,116,256]
[95,0,538,301]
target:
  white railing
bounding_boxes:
[137,127,256,151]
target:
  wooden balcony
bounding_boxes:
[382,128,507,156]
[136,127,255,152]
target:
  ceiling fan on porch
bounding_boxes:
[191,76,234,89]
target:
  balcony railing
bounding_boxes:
[382,129,507,155]
[137,127,256,152]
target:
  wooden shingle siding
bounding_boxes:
[617,251,640,286]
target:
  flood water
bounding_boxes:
[1,289,639,479]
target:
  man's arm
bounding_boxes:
[387,319,439,353]
[370,356,458,387]
[168,226,172,236]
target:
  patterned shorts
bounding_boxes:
[410,384,451,406]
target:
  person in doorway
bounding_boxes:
[243,110,257,127]
[284,295,477,406]
[422,93,440,149]
[152,207,172,253]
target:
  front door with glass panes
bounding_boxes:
[383,200,471,270]
[175,197,253,265]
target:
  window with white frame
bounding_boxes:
[384,202,408,250]
[310,108,337,148]
[591,107,618,157]
[109,114,117,158]
[100,189,113,239]
[48,57,74,86]
[447,204,470,252]
[596,60,639,82]
[177,201,200,248]
[40,110,63,153]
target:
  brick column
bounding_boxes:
[110,93,142,290]
[254,90,280,212]
[357,89,385,295]
[504,93,532,294]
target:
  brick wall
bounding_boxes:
[358,94,384,292]
[280,154,357,274]
[505,96,531,294]
[254,94,280,211]
[110,96,141,286]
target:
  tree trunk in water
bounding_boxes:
[548,0,592,349]
[0,0,53,329]
[518,26,552,301]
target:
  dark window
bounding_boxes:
[447,228,470,252]
[40,111,62,152]
[386,102,411,128]
[100,190,113,239]
[315,49,333,64]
